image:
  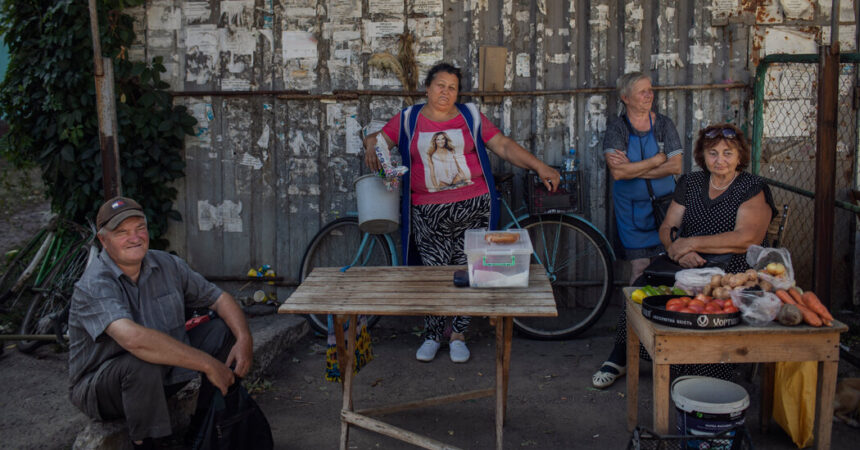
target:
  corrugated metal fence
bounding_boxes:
[122,1,855,299]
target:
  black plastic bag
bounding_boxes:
[191,381,273,450]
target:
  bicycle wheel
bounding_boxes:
[0,228,51,310]
[17,243,92,353]
[300,217,393,334]
[510,214,614,339]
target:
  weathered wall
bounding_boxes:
[123,0,857,287]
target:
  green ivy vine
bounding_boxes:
[0,0,195,248]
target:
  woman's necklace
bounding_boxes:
[709,172,738,191]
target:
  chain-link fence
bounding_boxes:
[752,53,859,308]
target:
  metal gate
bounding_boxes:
[751,53,860,308]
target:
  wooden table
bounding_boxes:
[278,265,557,450]
[623,287,847,449]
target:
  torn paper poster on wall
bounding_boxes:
[187,99,214,148]
[239,153,263,170]
[328,0,362,19]
[822,25,857,50]
[516,53,531,77]
[409,18,443,68]
[756,26,818,57]
[688,44,714,65]
[651,53,684,69]
[818,0,855,21]
[412,0,443,15]
[220,1,254,29]
[283,31,318,59]
[148,2,181,32]
[546,101,568,129]
[183,2,211,25]
[186,26,218,85]
[198,200,243,232]
[712,0,739,19]
[326,103,361,156]
[589,4,610,32]
[363,20,405,53]
[780,0,814,20]
[257,124,271,149]
[370,0,402,12]
[585,95,607,147]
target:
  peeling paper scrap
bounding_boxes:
[240,153,263,170]
[257,124,271,148]
[651,53,685,69]
[183,2,211,23]
[516,53,531,77]
[412,0,443,15]
[370,0,401,11]
[688,45,714,65]
[282,31,318,59]
[148,3,181,31]
[197,200,243,232]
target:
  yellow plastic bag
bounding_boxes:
[772,361,817,448]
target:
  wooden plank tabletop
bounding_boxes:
[279,265,557,317]
[622,287,849,336]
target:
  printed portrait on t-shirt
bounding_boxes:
[417,130,473,192]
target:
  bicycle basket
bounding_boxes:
[627,426,753,450]
[526,170,581,215]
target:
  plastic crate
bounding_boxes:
[627,426,753,450]
[526,170,581,214]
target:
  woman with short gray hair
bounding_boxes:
[592,72,683,389]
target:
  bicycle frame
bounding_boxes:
[499,196,616,264]
[342,230,399,271]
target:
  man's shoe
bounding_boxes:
[416,339,441,362]
[449,340,470,363]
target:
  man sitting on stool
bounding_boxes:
[68,196,253,449]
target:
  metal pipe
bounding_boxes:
[203,275,299,287]
[87,0,102,76]
[0,334,60,341]
[832,0,840,46]
[169,81,748,99]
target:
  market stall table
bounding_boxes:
[278,265,557,450]
[623,287,847,449]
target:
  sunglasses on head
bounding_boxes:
[704,127,738,139]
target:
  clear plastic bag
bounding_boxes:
[731,289,782,327]
[674,267,726,295]
[746,245,795,290]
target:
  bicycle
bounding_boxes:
[298,169,615,340]
[0,219,95,353]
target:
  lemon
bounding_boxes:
[631,289,646,304]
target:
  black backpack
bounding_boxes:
[191,381,274,450]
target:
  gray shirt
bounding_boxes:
[68,248,222,390]
[602,112,684,159]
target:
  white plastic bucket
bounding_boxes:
[671,376,749,449]
[354,174,400,234]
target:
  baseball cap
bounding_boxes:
[97,196,145,231]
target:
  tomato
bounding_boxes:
[689,299,706,309]
[666,303,683,312]
[688,304,705,313]
[723,306,739,314]
[666,298,685,309]
[704,303,722,314]
[679,296,692,304]
[710,298,725,309]
[694,293,709,302]
[723,299,734,308]
[679,307,697,314]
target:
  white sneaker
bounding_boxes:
[449,340,470,363]
[416,339,441,362]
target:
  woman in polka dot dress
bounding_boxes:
[592,123,777,388]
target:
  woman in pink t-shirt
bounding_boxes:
[363,63,559,364]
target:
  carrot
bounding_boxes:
[801,291,834,325]
[787,288,805,306]
[794,302,823,327]
[775,290,796,305]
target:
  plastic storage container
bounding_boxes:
[464,229,533,288]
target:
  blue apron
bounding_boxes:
[612,115,675,250]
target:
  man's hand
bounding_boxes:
[605,149,630,166]
[204,360,236,395]
[226,336,254,378]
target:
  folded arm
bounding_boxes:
[605,150,682,180]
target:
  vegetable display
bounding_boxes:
[773,288,833,327]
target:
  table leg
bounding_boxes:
[760,362,775,433]
[626,316,640,431]
[334,315,347,386]
[502,317,513,421]
[339,314,358,450]
[653,364,671,434]
[494,317,505,450]
[815,360,838,450]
